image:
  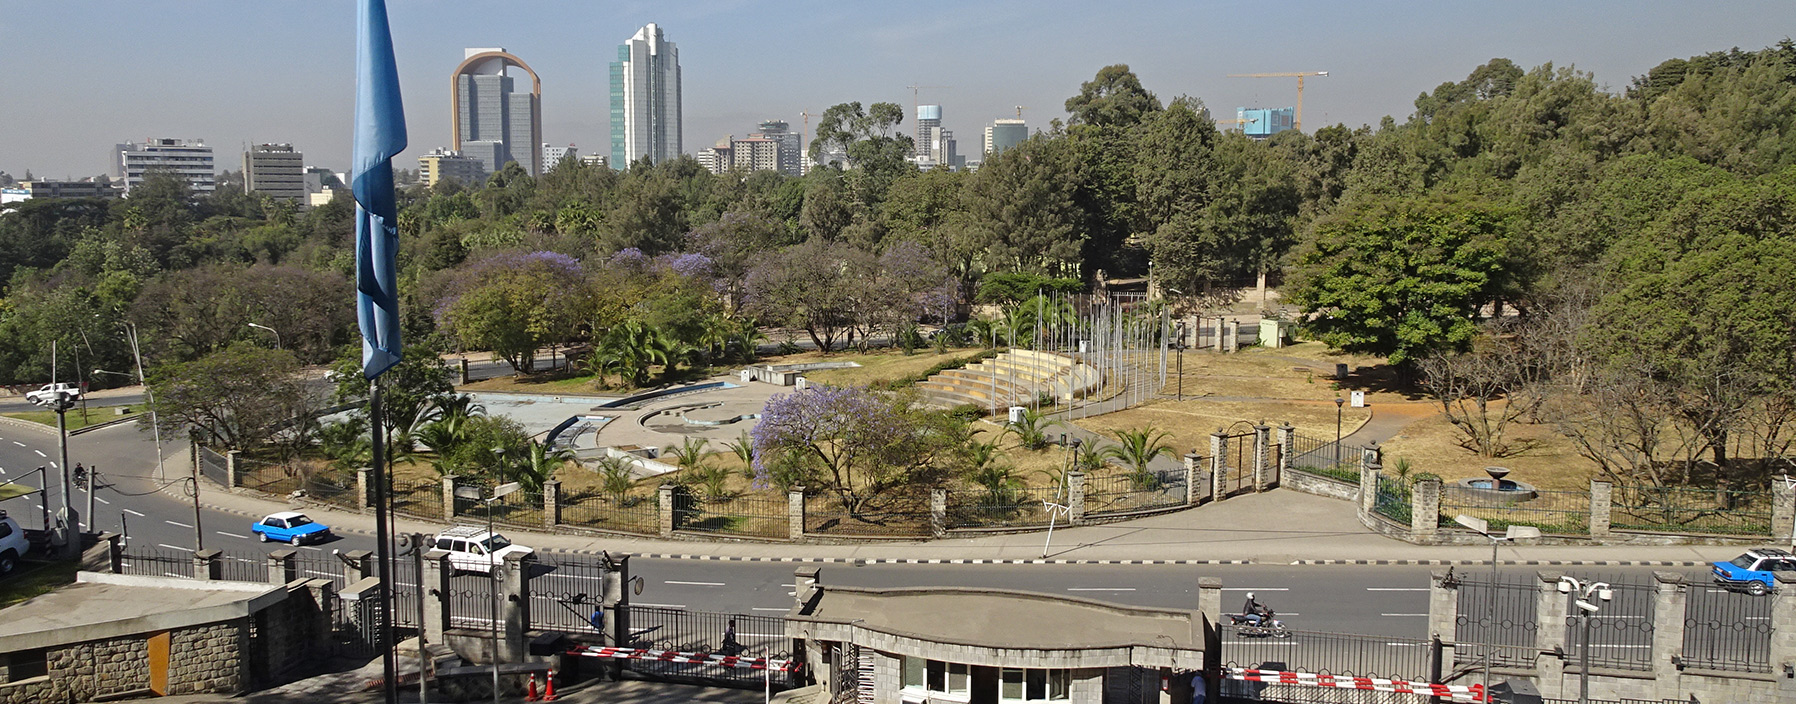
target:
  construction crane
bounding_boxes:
[906,84,948,113]
[1214,115,1259,131]
[1014,106,1028,119]
[1227,71,1328,132]
[800,110,817,174]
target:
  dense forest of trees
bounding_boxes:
[5,42,1796,486]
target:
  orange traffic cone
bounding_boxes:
[525,671,539,701]
[541,669,558,702]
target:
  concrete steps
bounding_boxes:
[917,350,1102,412]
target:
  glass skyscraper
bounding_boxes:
[610,24,682,168]
[452,48,542,176]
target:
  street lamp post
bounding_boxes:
[30,388,79,560]
[247,322,282,350]
[453,481,521,704]
[1333,397,1345,466]
[1558,576,1613,704]
[1455,515,1541,704]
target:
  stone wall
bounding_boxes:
[252,580,331,686]
[168,621,245,695]
[1282,469,1357,501]
[0,618,247,704]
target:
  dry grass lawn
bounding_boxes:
[1376,412,1600,490]
[1073,398,1373,456]
[1159,342,1412,406]
[762,348,980,387]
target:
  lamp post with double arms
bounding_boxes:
[454,480,520,704]
[1558,576,1612,704]
[1455,515,1540,703]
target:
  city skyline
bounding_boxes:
[2,1,1793,178]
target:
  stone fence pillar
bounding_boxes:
[341,549,374,584]
[1590,481,1613,538]
[421,549,450,645]
[1184,452,1203,505]
[1427,570,1459,646]
[930,489,947,538]
[543,480,561,529]
[194,549,223,580]
[226,450,242,489]
[1358,443,1382,518]
[657,484,675,537]
[1197,576,1223,626]
[459,358,470,385]
[1772,476,1795,545]
[356,468,372,514]
[497,553,531,663]
[1411,478,1441,540]
[267,548,298,584]
[1067,472,1087,524]
[1252,425,1272,492]
[1210,432,1228,501]
[1650,572,1687,697]
[1277,424,1295,485]
[1534,571,1569,698]
[1771,573,1796,696]
[441,475,459,519]
[787,487,806,542]
[81,532,122,573]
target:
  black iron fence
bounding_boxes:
[198,447,230,489]
[234,456,303,496]
[1611,486,1773,536]
[390,476,444,520]
[1681,581,1774,673]
[303,473,360,514]
[1372,475,1411,524]
[618,604,793,687]
[945,486,1064,529]
[1083,469,1188,515]
[673,491,787,538]
[1568,579,1655,672]
[803,493,932,538]
[526,555,609,634]
[559,491,659,534]
[120,545,193,579]
[1221,625,1436,681]
[216,552,265,583]
[1454,575,1540,669]
[1439,486,1589,536]
[1286,433,1357,484]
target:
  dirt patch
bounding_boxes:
[762,348,979,388]
[1377,412,1600,490]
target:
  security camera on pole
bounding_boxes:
[29,382,79,560]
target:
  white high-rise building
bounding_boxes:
[113,139,215,194]
[609,23,682,168]
[542,144,578,173]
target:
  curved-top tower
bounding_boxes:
[451,48,542,177]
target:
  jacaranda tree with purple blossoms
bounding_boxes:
[751,385,959,513]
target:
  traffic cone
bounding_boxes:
[541,669,558,701]
[525,671,539,701]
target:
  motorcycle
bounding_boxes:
[1227,610,1292,638]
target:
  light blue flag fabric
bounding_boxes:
[353,0,408,380]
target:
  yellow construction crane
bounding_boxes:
[1227,71,1329,132]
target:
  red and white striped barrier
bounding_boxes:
[1227,668,1485,702]
[566,645,798,672]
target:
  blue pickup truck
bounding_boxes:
[1711,548,1796,595]
[251,511,332,546]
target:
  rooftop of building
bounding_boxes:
[791,584,1205,651]
[0,572,288,652]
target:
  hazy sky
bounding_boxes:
[3,1,1792,179]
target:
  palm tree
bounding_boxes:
[1003,408,1058,451]
[506,440,572,492]
[598,320,673,388]
[1103,426,1175,491]
[667,437,710,471]
[727,320,766,363]
[594,455,638,505]
[962,439,1020,505]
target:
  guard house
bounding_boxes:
[785,568,1208,704]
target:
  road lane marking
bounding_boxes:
[217,532,249,539]
[157,543,189,551]
[1381,613,1428,617]
[299,546,323,551]
[1366,588,1429,591]
[751,607,788,612]
[1067,587,1136,591]
[95,497,110,505]
[165,520,192,528]
[665,580,725,586]
[633,602,687,609]
[1224,641,1296,646]
[1221,588,1288,591]
[33,450,44,457]
[10,442,22,447]
[124,509,145,517]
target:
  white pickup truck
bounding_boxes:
[23,383,80,405]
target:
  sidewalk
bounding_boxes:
[191,470,1752,568]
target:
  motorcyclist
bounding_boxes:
[1242,593,1272,625]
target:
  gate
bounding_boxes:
[526,556,608,634]
[198,446,229,489]
[1218,429,1256,497]
[1454,575,1539,669]
[829,641,863,704]
[618,604,793,687]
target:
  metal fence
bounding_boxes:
[234,456,303,496]
[526,554,609,634]
[198,447,230,489]
[121,545,193,579]
[1439,486,1590,536]
[390,476,444,520]
[1610,486,1773,536]
[217,551,265,583]
[1286,433,1358,484]
[1221,626,1435,681]
[1681,581,1774,673]
[304,473,361,514]
[945,486,1064,529]
[803,493,932,538]
[559,492,659,535]
[673,492,787,538]
[1568,579,1655,671]
[1082,469,1189,516]
[293,551,350,590]
[443,572,500,631]
[1454,575,1539,669]
[1372,475,1411,524]
[618,604,793,687]
[455,482,545,531]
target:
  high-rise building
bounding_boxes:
[609,23,682,168]
[914,105,943,160]
[984,118,1028,156]
[113,139,215,194]
[756,121,803,177]
[696,137,732,175]
[542,144,578,173]
[418,148,487,187]
[1237,107,1295,138]
[453,48,543,176]
[242,143,306,203]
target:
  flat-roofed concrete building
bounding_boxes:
[113,138,215,194]
[242,143,306,203]
[17,180,118,200]
[418,148,487,187]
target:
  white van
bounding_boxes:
[432,526,533,574]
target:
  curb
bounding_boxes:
[0,415,53,435]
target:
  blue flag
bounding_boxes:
[352,0,407,380]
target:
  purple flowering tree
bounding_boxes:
[751,385,952,512]
[436,250,588,373]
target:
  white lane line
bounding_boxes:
[1366,588,1429,592]
[633,602,687,609]
[664,580,725,586]
[1224,641,1297,646]
[33,450,44,457]
[10,441,22,447]
[1067,587,1136,591]
[1221,588,1289,591]
[124,509,145,517]
[165,520,192,528]
[751,607,788,612]
[299,545,323,551]
[217,531,250,539]
[1381,613,1428,617]
[156,543,189,551]
[95,497,110,505]
[0,468,7,474]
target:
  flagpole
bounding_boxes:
[371,376,399,704]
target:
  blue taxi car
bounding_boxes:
[1711,548,1796,596]
[251,511,332,546]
